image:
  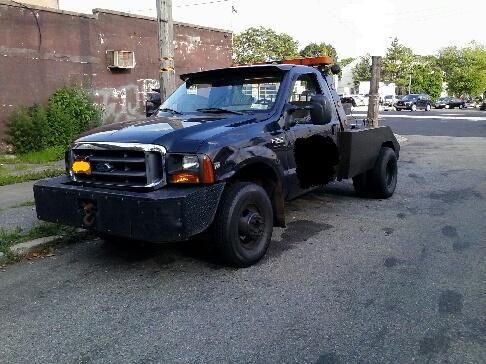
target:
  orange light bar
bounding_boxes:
[282,56,334,66]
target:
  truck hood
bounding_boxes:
[76,113,263,153]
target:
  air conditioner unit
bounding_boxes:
[106,50,136,69]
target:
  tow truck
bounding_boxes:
[34,56,400,267]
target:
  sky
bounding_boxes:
[59,0,485,58]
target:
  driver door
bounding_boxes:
[284,72,336,198]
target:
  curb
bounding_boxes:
[10,235,64,255]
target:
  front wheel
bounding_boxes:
[411,104,417,111]
[425,104,431,111]
[212,182,273,267]
[395,108,401,112]
[459,104,464,109]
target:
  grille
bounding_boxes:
[70,143,165,188]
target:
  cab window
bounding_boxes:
[289,74,322,123]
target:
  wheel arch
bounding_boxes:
[228,159,285,227]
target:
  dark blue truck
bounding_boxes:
[34,57,400,267]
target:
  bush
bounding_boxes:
[6,105,49,154]
[6,87,103,154]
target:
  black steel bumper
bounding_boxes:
[33,176,225,242]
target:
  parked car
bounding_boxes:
[383,95,398,107]
[465,99,478,108]
[480,91,486,111]
[434,97,465,109]
[395,93,432,111]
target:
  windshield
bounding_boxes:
[402,94,418,101]
[438,97,449,102]
[158,74,283,115]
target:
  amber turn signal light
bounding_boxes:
[72,160,91,174]
[201,155,215,184]
[171,172,200,184]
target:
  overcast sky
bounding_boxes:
[59,0,485,58]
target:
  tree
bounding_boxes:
[340,57,355,68]
[438,43,486,96]
[410,63,443,99]
[382,38,414,89]
[352,55,371,87]
[300,42,337,61]
[233,27,299,64]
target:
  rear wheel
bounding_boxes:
[212,182,273,267]
[459,104,464,109]
[425,104,431,111]
[353,147,398,198]
[395,108,401,112]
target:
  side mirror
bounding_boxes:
[310,95,333,125]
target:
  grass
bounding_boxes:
[0,168,65,186]
[0,223,78,263]
[18,146,65,164]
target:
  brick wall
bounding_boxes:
[0,1,232,143]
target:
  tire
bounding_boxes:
[425,104,431,111]
[370,147,398,198]
[459,104,464,109]
[353,147,398,198]
[445,104,450,109]
[212,182,273,267]
[411,104,417,111]
[395,108,401,112]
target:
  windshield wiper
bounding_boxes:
[196,107,243,115]
[159,108,183,115]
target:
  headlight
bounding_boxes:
[167,154,215,184]
[182,155,200,170]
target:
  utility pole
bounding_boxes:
[156,0,175,103]
[367,56,382,127]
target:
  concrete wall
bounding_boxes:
[0,1,232,142]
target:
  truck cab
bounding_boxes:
[34,56,400,267]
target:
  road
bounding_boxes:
[1,109,485,363]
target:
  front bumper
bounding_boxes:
[395,104,410,110]
[34,176,225,242]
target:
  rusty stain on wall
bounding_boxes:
[0,1,233,142]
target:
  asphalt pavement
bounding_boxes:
[1,110,485,363]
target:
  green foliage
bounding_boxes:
[382,38,414,88]
[45,87,103,148]
[6,87,103,154]
[352,55,371,86]
[437,43,486,96]
[300,42,338,61]
[410,63,443,99]
[6,105,49,154]
[18,146,66,164]
[233,26,299,64]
